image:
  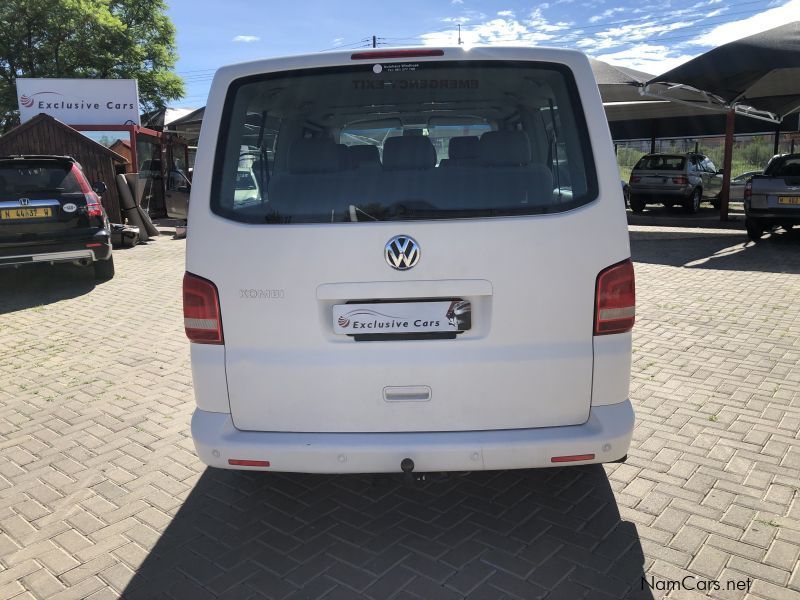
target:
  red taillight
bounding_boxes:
[351,49,444,60]
[672,176,689,185]
[594,259,635,335]
[629,176,640,184]
[183,272,224,344]
[551,454,595,463]
[744,181,752,202]
[228,459,270,467]
[72,165,103,217]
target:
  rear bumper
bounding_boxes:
[0,231,111,267]
[629,187,693,201]
[191,400,635,473]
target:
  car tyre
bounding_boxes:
[623,186,630,208]
[684,188,701,214]
[745,219,764,242]
[711,195,721,209]
[94,255,115,281]
[629,195,646,213]
[782,223,794,232]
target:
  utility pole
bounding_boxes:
[458,24,463,45]
[372,35,377,48]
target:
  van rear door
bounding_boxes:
[189,52,630,434]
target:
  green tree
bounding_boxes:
[0,0,184,130]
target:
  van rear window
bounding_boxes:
[212,61,598,224]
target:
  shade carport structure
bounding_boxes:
[641,21,800,220]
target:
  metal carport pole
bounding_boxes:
[719,109,735,222]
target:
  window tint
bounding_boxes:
[634,155,686,171]
[212,61,597,224]
[765,156,800,177]
[0,163,81,196]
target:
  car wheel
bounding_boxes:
[745,219,764,242]
[782,223,794,232]
[94,255,115,281]
[623,186,630,208]
[684,188,701,213]
[629,195,646,213]
[711,195,721,209]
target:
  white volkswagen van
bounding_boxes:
[185,46,635,473]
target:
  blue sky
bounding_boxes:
[166,0,795,108]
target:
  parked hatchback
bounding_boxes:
[629,153,723,213]
[0,155,114,280]
[185,46,635,474]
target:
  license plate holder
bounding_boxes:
[778,196,800,205]
[0,207,53,220]
[333,300,472,335]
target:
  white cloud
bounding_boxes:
[594,44,697,76]
[422,10,574,47]
[589,7,625,23]
[691,0,800,46]
[232,35,260,43]
[451,0,464,4]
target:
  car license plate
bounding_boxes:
[0,207,53,220]
[778,196,800,205]
[333,300,472,335]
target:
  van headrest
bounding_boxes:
[448,136,479,160]
[348,144,381,168]
[480,131,531,166]
[382,136,437,170]
[289,138,339,174]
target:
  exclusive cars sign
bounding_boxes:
[16,78,140,126]
[333,300,472,335]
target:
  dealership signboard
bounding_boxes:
[16,78,140,126]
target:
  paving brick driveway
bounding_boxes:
[0,224,798,600]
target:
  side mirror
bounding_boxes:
[92,181,107,195]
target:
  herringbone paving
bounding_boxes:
[0,224,798,599]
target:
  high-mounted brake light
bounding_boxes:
[72,165,103,217]
[183,272,224,344]
[351,49,444,60]
[594,259,635,335]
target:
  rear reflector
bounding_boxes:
[85,243,102,248]
[183,272,224,344]
[551,454,595,463]
[351,49,444,60]
[594,259,635,335]
[228,459,270,467]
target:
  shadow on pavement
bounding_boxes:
[122,465,653,600]
[631,226,800,274]
[0,263,96,314]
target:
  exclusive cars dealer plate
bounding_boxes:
[778,196,800,205]
[333,300,472,335]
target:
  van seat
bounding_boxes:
[348,145,381,170]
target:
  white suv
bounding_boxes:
[185,46,635,473]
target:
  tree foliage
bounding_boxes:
[0,0,184,130]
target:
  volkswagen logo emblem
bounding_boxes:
[385,235,420,270]
[19,198,30,206]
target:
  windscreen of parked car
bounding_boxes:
[212,61,597,223]
[764,155,800,177]
[633,155,686,171]
[0,162,82,198]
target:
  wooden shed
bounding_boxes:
[0,114,128,222]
